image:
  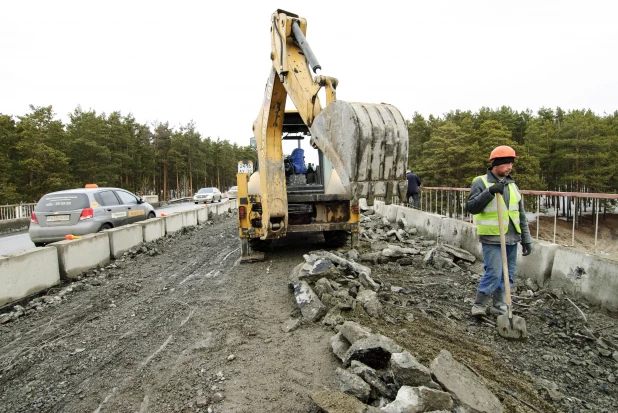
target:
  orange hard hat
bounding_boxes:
[489,145,518,161]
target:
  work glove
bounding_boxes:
[522,242,532,256]
[488,181,505,195]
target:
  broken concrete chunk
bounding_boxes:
[281,318,301,333]
[430,350,503,413]
[388,351,434,387]
[293,281,327,322]
[330,332,351,362]
[343,334,403,369]
[314,277,335,298]
[358,273,380,292]
[310,389,375,413]
[336,321,373,344]
[314,251,372,279]
[323,307,345,327]
[441,243,476,263]
[344,249,360,262]
[359,252,382,264]
[381,386,421,413]
[336,367,371,403]
[356,290,383,318]
[418,386,453,411]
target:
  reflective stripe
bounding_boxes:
[472,175,521,235]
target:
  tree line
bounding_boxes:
[2,104,616,206]
[0,105,256,204]
[408,106,618,194]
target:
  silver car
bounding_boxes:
[227,186,238,199]
[29,186,156,247]
[193,187,221,204]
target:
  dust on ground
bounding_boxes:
[0,212,617,412]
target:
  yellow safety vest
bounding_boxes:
[473,175,521,235]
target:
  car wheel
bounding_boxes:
[147,212,156,219]
[34,242,45,247]
[99,223,113,232]
[195,202,198,204]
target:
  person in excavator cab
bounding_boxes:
[465,145,533,317]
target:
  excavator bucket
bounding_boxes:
[310,101,409,206]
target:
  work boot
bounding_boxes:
[471,292,489,317]
[490,290,507,316]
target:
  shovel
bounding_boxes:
[495,192,527,340]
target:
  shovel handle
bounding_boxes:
[496,193,512,309]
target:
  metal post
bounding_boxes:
[447,191,450,218]
[571,197,576,247]
[594,198,599,250]
[440,190,443,216]
[536,195,541,241]
[553,196,558,244]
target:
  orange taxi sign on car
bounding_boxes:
[85,184,98,188]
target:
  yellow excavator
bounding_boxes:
[237,9,408,261]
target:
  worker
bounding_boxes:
[466,145,533,317]
[406,170,422,209]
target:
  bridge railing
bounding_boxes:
[0,203,36,221]
[415,187,618,252]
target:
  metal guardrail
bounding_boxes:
[416,187,618,252]
[0,203,36,221]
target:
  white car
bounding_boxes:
[193,187,222,204]
[227,186,238,199]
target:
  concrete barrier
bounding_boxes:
[182,210,198,227]
[516,240,558,287]
[54,232,111,279]
[164,213,183,235]
[0,247,60,307]
[371,202,618,311]
[439,217,482,260]
[549,247,618,311]
[0,218,30,235]
[197,207,209,224]
[140,218,165,243]
[108,224,144,259]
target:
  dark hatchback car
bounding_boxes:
[29,186,156,246]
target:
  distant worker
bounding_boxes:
[466,145,533,317]
[406,170,422,209]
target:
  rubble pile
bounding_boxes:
[286,212,618,412]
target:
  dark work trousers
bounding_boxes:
[407,192,419,209]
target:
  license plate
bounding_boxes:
[47,215,70,222]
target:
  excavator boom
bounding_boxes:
[238,10,408,259]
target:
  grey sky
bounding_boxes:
[2,0,616,148]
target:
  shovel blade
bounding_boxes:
[497,314,528,340]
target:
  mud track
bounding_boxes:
[1,213,617,412]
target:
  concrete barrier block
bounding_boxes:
[0,247,60,307]
[108,224,144,259]
[182,210,198,227]
[439,218,482,261]
[398,208,443,239]
[140,217,165,243]
[549,247,618,311]
[516,240,558,287]
[164,213,183,235]
[197,207,209,224]
[54,232,111,279]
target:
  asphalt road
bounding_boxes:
[0,201,229,256]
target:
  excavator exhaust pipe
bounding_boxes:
[310,101,409,206]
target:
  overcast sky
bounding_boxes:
[2,1,616,148]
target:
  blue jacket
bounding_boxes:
[406,172,421,194]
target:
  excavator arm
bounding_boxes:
[246,9,408,243]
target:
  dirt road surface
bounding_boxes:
[1,212,617,412]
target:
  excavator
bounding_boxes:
[237,9,409,261]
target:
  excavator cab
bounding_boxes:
[237,10,408,261]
